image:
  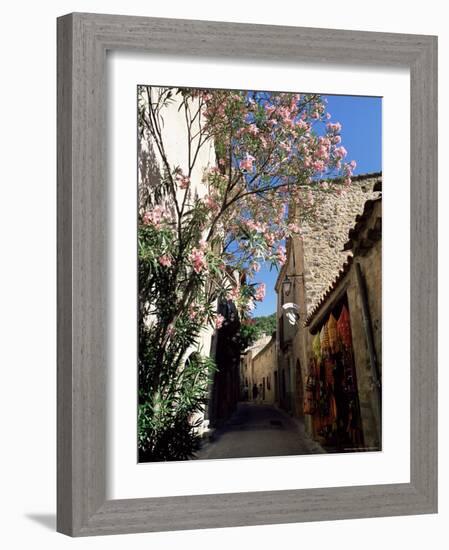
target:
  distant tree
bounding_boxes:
[253,313,277,337]
[237,320,260,351]
[236,313,277,353]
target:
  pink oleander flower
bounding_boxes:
[251,261,261,273]
[239,153,256,172]
[176,174,190,189]
[158,254,172,267]
[227,286,240,301]
[318,135,331,147]
[332,135,342,144]
[201,92,213,102]
[215,314,225,329]
[189,248,206,274]
[334,146,348,159]
[254,283,266,302]
[276,245,287,266]
[290,94,300,109]
[188,306,198,321]
[288,223,301,234]
[312,160,326,172]
[349,160,357,170]
[203,194,220,211]
[142,205,167,228]
[244,219,256,232]
[248,123,260,136]
[316,145,329,161]
[265,232,275,247]
[326,121,342,133]
[343,161,354,176]
[245,219,266,233]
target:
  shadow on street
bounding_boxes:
[193,402,325,460]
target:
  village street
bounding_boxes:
[194,402,325,460]
[136,85,383,462]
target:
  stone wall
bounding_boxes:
[300,174,381,314]
[242,335,272,400]
[304,198,382,449]
[251,338,277,404]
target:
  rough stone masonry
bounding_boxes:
[301,173,382,314]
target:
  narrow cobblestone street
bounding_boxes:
[194,402,325,460]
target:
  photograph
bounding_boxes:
[137,85,382,462]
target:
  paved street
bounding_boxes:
[194,402,324,460]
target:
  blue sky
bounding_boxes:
[324,94,382,176]
[252,94,382,317]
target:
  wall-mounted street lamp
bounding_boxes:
[281,274,303,326]
[282,273,303,297]
[282,275,293,296]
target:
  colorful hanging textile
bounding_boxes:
[329,392,338,429]
[304,370,316,415]
[337,305,352,348]
[312,332,321,360]
[304,357,318,414]
[320,322,330,355]
[327,313,339,353]
[324,357,335,386]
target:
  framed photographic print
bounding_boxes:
[57,12,437,536]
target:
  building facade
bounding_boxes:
[275,173,382,450]
[240,335,272,402]
[250,336,277,405]
[303,197,382,450]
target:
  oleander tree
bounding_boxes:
[137,86,356,461]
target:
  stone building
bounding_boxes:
[275,240,305,417]
[250,335,277,405]
[300,173,382,313]
[275,172,382,450]
[304,196,382,450]
[240,334,272,401]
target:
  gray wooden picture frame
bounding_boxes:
[57,12,438,537]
